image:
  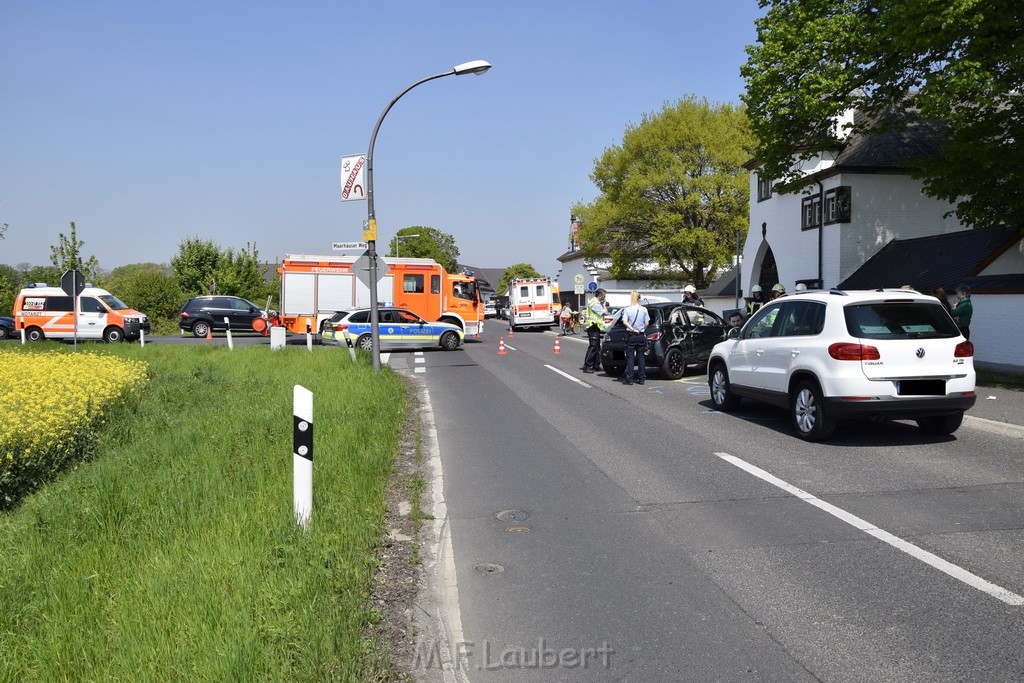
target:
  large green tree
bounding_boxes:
[386,226,460,273]
[170,237,221,296]
[742,0,1024,230]
[49,221,100,280]
[496,263,543,296]
[572,97,754,288]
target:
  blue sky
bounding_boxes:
[1,1,763,277]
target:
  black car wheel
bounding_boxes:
[0,326,10,340]
[439,331,460,351]
[916,412,964,435]
[26,327,45,342]
[356,333,373,351]
[661,347,687,380]
[790,379,836,441]
[192,321,211,338]
[601,363,625,377]
[103,326,124,343]
[709,363,740,411]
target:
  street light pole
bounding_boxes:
[395,233,420,258]
[364,60,492,371]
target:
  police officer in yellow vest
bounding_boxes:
[582,288,608,373]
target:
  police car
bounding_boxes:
[322,307,464,351]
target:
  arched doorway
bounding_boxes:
[759,246,778,292]
[750,241,778,293]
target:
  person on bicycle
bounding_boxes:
[559,303,575,335]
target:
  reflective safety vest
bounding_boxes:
[585,298,607,331]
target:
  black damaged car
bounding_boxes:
[600,302,728,379]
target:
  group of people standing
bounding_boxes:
[579,288,650,385]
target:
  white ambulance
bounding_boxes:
[507,277,556,331]
[13,284,150,342]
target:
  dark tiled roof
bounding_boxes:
[699,265,738,297]
[457,264,508,293]
[837,229,1021,293]
[828,114,944,172]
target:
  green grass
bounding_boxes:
[976,369,1024,393]
[0,343,406,681]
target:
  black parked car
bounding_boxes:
[179,296,271,338]
[601,302,727,379]
[0,316,14,340]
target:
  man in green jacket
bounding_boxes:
[952,284,973,340]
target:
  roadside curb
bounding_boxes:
[963,415,1024,438]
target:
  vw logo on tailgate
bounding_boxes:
[916,347,926,358]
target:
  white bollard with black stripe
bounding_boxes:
[293,385,313,529]
[224,317,234,351]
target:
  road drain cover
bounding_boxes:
[474,563,505,575]
[496,509,530,523]
[506,525,531,533]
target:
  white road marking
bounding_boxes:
[381,353,391,365]
[415,367,426,374]
[421,384,471,682]
[415,357,426,364]
[545,364,592,387]
[715,452,1024,606]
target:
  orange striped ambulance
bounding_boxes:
[14,283,150,342]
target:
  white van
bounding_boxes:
[14,284,150,342]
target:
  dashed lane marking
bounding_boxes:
[715,451,1024,606]
[544,364,592,388]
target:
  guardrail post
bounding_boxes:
[224,317,233,351]
[293,385,313,529]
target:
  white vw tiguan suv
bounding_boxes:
[707,289,976,441]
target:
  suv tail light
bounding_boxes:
[181,312,191,318]
[647,331,661,341]
[954,340,974,357]
[828,342,881,361]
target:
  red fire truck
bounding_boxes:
[277,254,483,336]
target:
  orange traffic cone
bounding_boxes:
[553,336,561,354]
[507,325,515,338]
[205,327,213,340]
[497,337,507,355]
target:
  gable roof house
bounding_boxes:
[741,107,1024,372]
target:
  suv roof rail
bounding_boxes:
[828,288,849,296]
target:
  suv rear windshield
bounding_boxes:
[844,302,960,340]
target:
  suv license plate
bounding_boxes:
[897,379,945,396]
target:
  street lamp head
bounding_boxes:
[453,60,492,76]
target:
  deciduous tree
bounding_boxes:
[48,221,100,279]
[572,97,754,288]
[387,227,460,273]
[742,0,1024,230]
[171,237,221,296]
[496,263,543,296]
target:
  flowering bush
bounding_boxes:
[0,349,148,509]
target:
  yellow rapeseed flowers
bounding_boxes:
[0,349,148,504]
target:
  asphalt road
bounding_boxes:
[389,326,1024,682]
[8,329,1023,680]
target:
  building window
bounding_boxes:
[757,175,773,202]
[824,186,852,224]
[801,196,821,230]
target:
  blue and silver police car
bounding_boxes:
[322,308,464,351]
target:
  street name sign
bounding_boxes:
[332,241,368,251]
